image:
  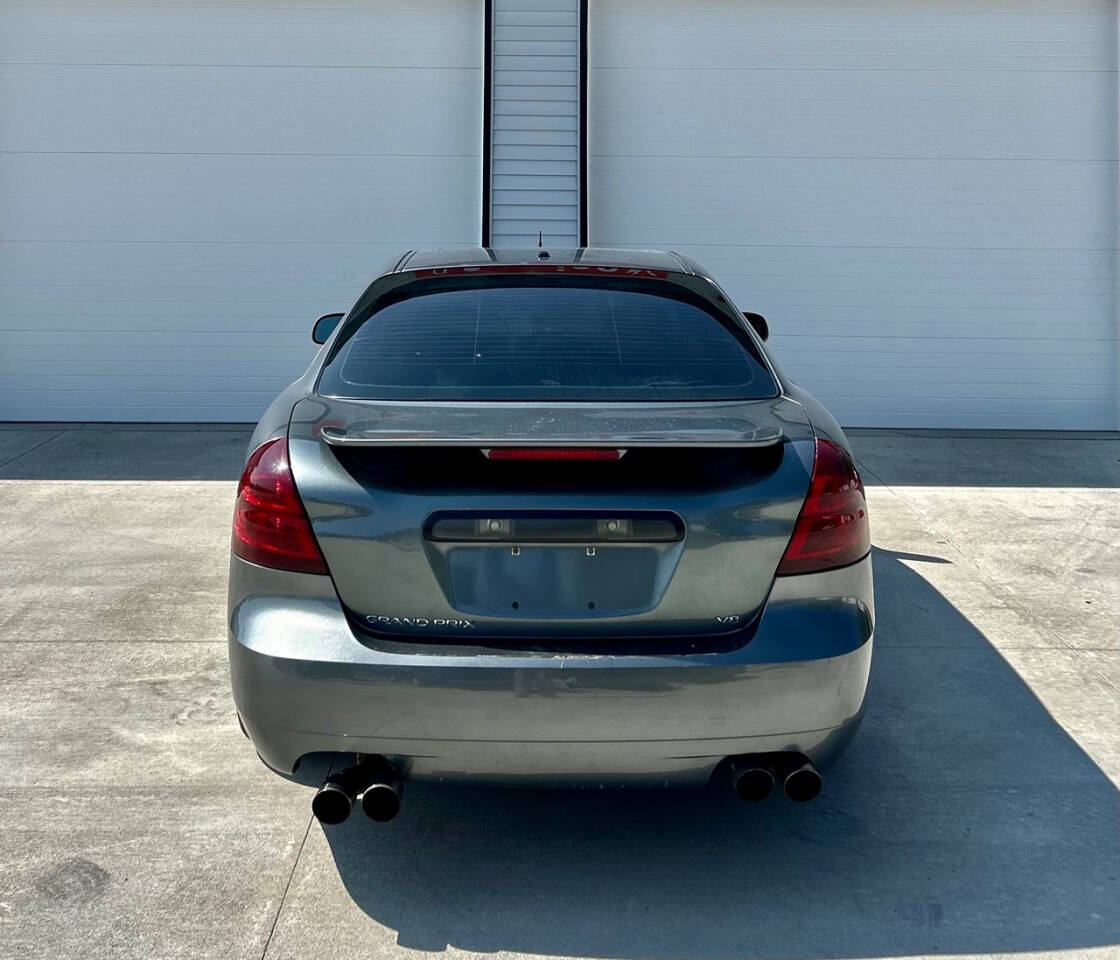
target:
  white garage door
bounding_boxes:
[0,0,482,422]
[590,0,1119,429]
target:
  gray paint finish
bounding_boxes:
[285,394,813,642]
[229,556,871,778]
[490,0,582,246]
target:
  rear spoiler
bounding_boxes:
[320,430,783,449]
[296,399,799,449]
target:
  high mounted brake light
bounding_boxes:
[232,437,329,575]
[777,438,870,576]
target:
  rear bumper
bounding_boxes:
[228,556,873,786]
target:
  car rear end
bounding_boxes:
[227,258,873,806]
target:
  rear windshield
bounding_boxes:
[317,277,776,402]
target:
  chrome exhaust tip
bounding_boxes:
[782,760,823,803]
[360,778,403,822]
[311,778,356,825]
[312,756,401,825]
[730,759,776,802]
[727,752,822,804]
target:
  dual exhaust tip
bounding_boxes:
[312,752,821,823]
[730,753,822,803]
[312,756,402,825]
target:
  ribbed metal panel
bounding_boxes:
[589,0,1119,430]
[489,0,581,247]
[0,0,483,422]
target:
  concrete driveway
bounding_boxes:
[1,424,1117,960]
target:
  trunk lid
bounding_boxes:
[287,397,814,643]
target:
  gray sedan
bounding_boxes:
[228,247,873,824]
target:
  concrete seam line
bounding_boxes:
[259,755,336,959]
[0,430,69,470]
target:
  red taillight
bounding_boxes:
[777,437,870,576]
[485,447,622,461]
[232,437,328,575]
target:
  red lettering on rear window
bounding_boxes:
[413,264,669,279]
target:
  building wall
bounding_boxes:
[0,0,483,421]
[589,0,1119,428]
[1,0,1117,427]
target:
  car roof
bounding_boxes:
[391,247,708,278]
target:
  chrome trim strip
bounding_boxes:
[320,430,783,448]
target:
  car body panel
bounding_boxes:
[295,396,798,449]
[228,554,872,783]
[228,246,875,787]
[397,247,696,274]
[287,396,815,640]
